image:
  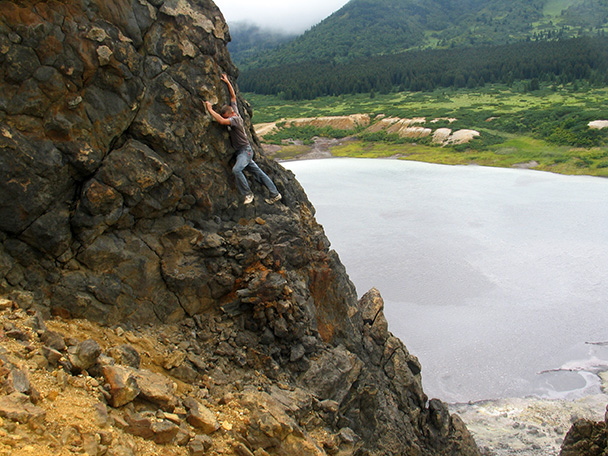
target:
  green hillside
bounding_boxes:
[234,0,608,68]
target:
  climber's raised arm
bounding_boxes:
[221,74,237,103]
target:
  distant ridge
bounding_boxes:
[233,0,608,69]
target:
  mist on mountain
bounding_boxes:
[227,22,297,66]
[229,0,608,69]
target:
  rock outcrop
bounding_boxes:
[256,114,480,146]
[365,116,432,139]
[0,1,480,454]
[432,128,481,146]
[283,114,371,131]
[589,120,608,130]
[560,412,608,455]
[255,114,371,139]
[364,117,480,144]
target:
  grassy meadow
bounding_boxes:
[245,83,608,177]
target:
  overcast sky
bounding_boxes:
[213,0,350,33]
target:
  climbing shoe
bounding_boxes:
[265,193,282,205]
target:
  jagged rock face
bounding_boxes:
[0,1,480,454]
[0,0,339,329]
[560,417,608,456]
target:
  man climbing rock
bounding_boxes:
[205,74,282,205]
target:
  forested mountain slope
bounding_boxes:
[240,36,608,99]
[233,0,608,68]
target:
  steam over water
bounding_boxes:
[284,158,608,403]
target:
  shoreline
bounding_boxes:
[450,361,608,454]
[263,137,608,178]
[451,392,608,455]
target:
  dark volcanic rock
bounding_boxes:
[560,415,608,456]
[70,338,102,372]
[40,330,67,352]
[108,344,141,369]
[300,345,363,404]
[0,1,480,454]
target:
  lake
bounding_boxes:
[283,158,608,403]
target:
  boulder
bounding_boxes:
[359,288,389,345]
[6,368,32,395]
[70,339,102,372]
[588,120,608,130]
[124,411,179,444]
[108,344,141,369]
[40,330,67,352]
[130,369,178,412]
[449,129,481,145]
[240,389,324,455]
[42,346,64,366]
[433,128,481,145]
[183,397,220,434]
[300,345,363,404]
[102,365,140,408]
[0,392,46,424]
[188,435,213,455]
[0,298,13,310]
[433,128,453,144]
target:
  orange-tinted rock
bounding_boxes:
[102,365,140,407]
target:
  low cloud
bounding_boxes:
[215,0,350,33]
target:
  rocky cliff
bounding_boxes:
[560,412,608,455]
[0,0,480,454]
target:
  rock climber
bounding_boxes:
[205,74,282,205]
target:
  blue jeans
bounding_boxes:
[232,146,279,197]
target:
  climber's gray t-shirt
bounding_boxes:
[228,101,250,151]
